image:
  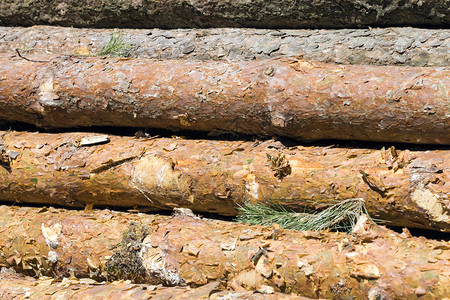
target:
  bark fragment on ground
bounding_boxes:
[0,273,307,300]
[2,26,449,67]
[0,0,448,29]
[0,205,448,299]
[0,131,448,231]
[1,55,449,144]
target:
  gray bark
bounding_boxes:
[0,0,449,29]
[2,26,449,66]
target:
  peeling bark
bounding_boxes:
[1,26,449,67]
[0,131,448,231]
[0,206,448,299]
[0,0,448,29]
[0,274,307,299]
[0,54,449,144]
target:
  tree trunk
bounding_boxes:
[1,55,448,144]
[1,131,448,231]
[0,205,448,299]
[2,26,449,67]
[0,0,448,29]
[0,274,310,299]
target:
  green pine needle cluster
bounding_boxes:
[236,198,372,232]
[97,31,135,57]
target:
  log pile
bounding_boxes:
[0,1,448,299]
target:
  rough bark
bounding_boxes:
[1,131,448,231]
[1,55,449,145]
[2,26,450,67]
[0,206,448,299]
[0,274,306,300]
[0,0,448,29]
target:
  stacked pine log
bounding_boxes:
[0,1,449,299]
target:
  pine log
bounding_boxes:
[0,205,448,299]
[0,131,448,231]
[0,0,448,29]
[2,26,450,67]
[0,55,449,144]
[0,274,307,300]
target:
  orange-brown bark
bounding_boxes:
[0,54,448,144]
[0,274,307,299]
[0,130,448,231]
[0,205,448,299]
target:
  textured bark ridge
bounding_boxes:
[0,206,448,299]
[0,0,448,29]
[0,274,308,300]
[1,54,449,144]
[2,26,449,67]
[0,131,448,231]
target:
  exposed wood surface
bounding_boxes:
[1,131,448,231]
[1,26,449,66]
[0,205,448,299]
[0,54,449,144]
[0,0,448,29]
